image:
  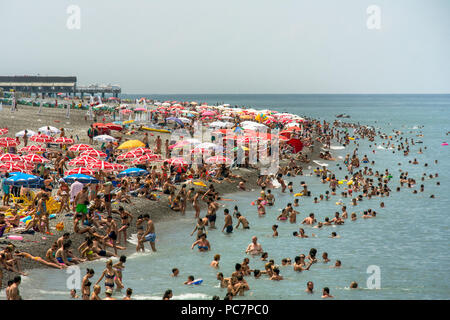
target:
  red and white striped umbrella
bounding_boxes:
[237,136,258,144]
[69,144,94,152]
[80,149,107,158]
[132,147,153,155]
[22,153,50,163]
[65,167,94,176]
[30,134,54,143]
[205,156,233,165]
[0,128,8,136]
[132,154,161,164]
[68,156,99,167]
[19,145,47,153]
[2,161,35,171]
[166,157,188,167]
[0,153,23,162]
[88,161,115,171]
[117,151,140,161]
[112,163,128,171]
[0,163,26,173]
[0,139,19,147]
[54,137,74,145]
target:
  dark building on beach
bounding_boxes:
[0,75,77,96]
[0,75,121,98]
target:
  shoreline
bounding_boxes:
[0,103,320,290]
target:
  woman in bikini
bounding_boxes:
[190,218,207,239]
[191,233,211,252]
[95,259,123,292]
[81,269,95,300]
[113,256,126,289]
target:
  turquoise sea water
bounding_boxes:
[1,94,449,300]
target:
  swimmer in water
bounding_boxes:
[321,287,334,298]
[191,233,211,252]
[235,213,250,229]
[210,254,220,268]
[272,225,279,237]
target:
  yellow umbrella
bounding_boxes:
[123,120,135,124]
[118,140,145,150]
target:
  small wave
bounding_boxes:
[38,289,69,295]
[330,146,345,150]
[133,293,210,300]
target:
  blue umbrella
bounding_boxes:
[117,167,148,178]
[64,174,99,184]
[166,117,184,127]
[3,173,43,187]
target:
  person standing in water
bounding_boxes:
[222,209,233,234]
[140,214,157,252]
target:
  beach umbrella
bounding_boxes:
[38,126,61,135]
[2,161,35,171]
[3,173,42,186]
[88,161,115,171]
[0,154,23,162]
[19,145,47,153]
[80,149,107,158]
[64,174,99,184]
[0,139,19,147]
[118,140,145,150]
[132,147,153,155]
[15,130,37,137]
[132,154,161,164]
[0,128,8,135]
[166,157,188,167]
[205,156,233,165]
[0,163,25,173]
[117,167,148,178]
[93,135,117,143]
[104,123,123,131]
[68,156,99,167]
[22,154,50,163]
[166,117,184,126]
[30,134,54,143]
[112,163,129,171]
[65,167,94,176]
[54,137,74,145]
[68,144,94,152]
[117,150,140,161]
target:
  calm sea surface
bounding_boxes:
[2,94,449,300]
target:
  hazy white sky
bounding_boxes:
[1,0,449,94]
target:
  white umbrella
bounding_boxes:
[15,130,37,137]
[38,126,61,135]
[209,121,226,128]
[93,135,117,143]
[178,117,191,123]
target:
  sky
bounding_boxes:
[0,0,449,94]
